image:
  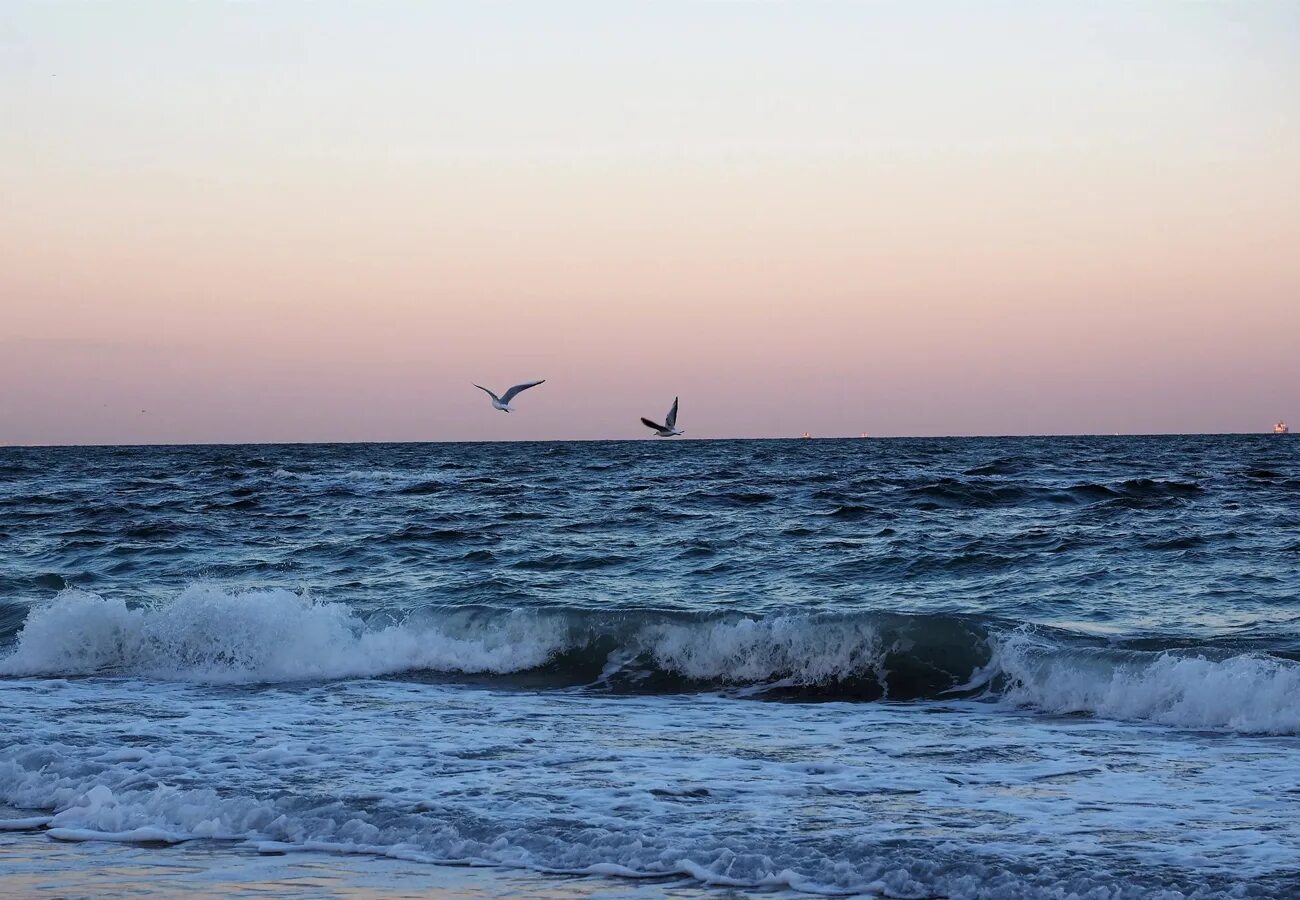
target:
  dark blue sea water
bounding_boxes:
[1,436,1298,897]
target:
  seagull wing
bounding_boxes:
[473,384,501,403]
[641,417,665,432]
[500,379,546,403]
[664,397,679,429]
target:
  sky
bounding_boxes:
[2,1,1298,444]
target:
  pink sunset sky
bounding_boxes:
[2,2,1298,444]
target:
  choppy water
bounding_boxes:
[1,436,1298,897]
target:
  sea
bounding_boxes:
[1,436,1298,898]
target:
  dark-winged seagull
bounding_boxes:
[474,380,546,413]
[641,397,683,437]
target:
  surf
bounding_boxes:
[4,585,1299,734]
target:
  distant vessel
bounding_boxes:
[801,432,812,439]
[1276,421,1290,434]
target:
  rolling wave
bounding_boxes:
[3,586,1298,733]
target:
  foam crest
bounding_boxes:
[993,630,1300,734]
[0,588,975,691]
[0,587,566,682]
[646,616,887,685]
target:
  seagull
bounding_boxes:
[641,397,683,437]
[473,379,546,413]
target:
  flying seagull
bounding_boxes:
[641,397,683,437]
[473,379,545,413]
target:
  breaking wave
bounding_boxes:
[993,631,1300,734]
[2,586,1299,733]
[0,587,564,684]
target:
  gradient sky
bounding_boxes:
[2,1,1298,444]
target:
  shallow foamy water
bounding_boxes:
[2,677,1298,897]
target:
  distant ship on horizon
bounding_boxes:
[1276,421,1290,434]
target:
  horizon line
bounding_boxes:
[1,431,1291,450]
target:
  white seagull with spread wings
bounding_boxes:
[473,379,546,413]
[641,397,683,437]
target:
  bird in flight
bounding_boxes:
[641,397,683,437]
[473,380,546,413]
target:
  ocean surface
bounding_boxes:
[1,436,1298,898]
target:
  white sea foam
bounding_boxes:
[1,678,1296,897]
[0,587,565,682]
[992,629,1300,734]
[0,588,905,688]
[646,615,887,686]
